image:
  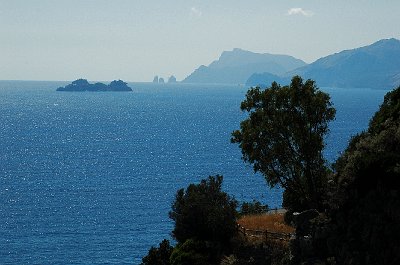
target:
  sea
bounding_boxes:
[0,81,390,264]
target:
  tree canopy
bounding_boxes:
[169,175,237,245]
[167,175,238,264]
[325,86,400,264]
[231,76,336,211]
[141,239,174,265]
[290,86,400,264]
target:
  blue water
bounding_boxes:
[0,81,389,264]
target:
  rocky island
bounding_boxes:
[57,79,132,92]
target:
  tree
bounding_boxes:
[231,76,335,212]
[141,239,174,265]
[169,175,237,246]
[239,200,269,216]
[288,86,400,264]
[324,86,400,264]
[169,239,210,265]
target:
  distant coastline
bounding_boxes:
[57,79,132,92]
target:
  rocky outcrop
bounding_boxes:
[57,79,132,92]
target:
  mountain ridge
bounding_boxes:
[182,49,306,84]
[248,38,400,89]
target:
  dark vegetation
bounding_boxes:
[231,76,336,215]
[300,86,400,264]
[141,175,238,265]
[168,175,237,264]
[239,200,269,216]
[57,78,132,91]
[142,76,400,264]
[141,239,173,265]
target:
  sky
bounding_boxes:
[1,0,399,82]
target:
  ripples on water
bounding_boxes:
[0,81,388,264]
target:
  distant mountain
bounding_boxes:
[247,38,400,89]
[183,48,306,84]
[246,72,290,87]
[57,79,132,92]
[291,38,400,89]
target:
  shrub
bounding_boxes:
[169,239,210,265]
[169,175,238,246]
[239,200,269,216]
[141,239,174,265]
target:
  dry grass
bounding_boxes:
[237,212,295,234]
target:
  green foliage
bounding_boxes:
[299,86,400,264]
[368,86,400,134]
[143,176,238,265]
[232,76,335,212]
[327,86,400,264]
[230,240,291,265]
[169,175,238,246]
[141,239,174,265]
[239,200,269,216]
[169,239,210,265]
[334,86,400,190]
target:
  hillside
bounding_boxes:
[247,38,400,89]
[291,38,400,89]
[182,48,306,84]
[246,72,290,87]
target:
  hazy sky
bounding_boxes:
[1,0,399,82]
